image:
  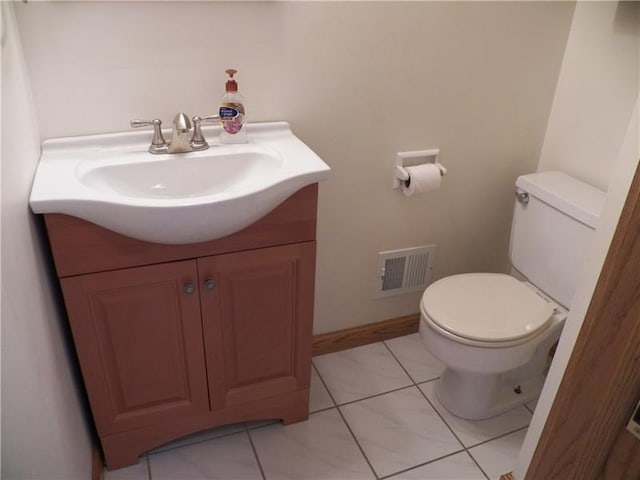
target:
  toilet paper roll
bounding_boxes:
[402,163,442,197]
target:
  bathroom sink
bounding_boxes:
[30,122,330,244]
[79,148,283,199]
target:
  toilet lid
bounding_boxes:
[421,273,555,343]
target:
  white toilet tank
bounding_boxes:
[509,171,605,309]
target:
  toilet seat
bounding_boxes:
[421,273,555,346]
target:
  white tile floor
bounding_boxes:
[105,333,534,480]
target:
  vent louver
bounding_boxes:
[375,245,436,298]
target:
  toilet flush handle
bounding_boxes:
[515,190,529,204]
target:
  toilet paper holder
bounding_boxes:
[392,149,447,189]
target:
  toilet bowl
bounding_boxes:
[416,172,604,420]
[419,273,566,420]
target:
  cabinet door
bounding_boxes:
[199,242,315,408]
[61,261,209,435]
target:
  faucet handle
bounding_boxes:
[131,118,158,128]
[191,114,221,151]
[197,114,221,122]
[130,118,168,154]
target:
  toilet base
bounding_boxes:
[435,369,545,420]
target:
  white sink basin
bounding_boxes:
[79,148,283,199]
[30,122,330,244]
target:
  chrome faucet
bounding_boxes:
[168,113,192,154]
[131,113,220,154]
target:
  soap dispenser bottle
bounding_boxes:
[219,68,247,144]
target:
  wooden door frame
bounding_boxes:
[524,159,640,478]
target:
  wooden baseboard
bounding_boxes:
[312,313,420,357]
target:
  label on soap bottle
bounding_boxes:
[219,103,245,134]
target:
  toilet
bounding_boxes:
[419,171,605,420]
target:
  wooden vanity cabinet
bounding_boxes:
[44,185,318,470]
[200,243,315,410]
[60,260,210,436]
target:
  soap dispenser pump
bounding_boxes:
[219,68,247,144]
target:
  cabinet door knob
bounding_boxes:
[204,278,216,290]
[183,282,196,294]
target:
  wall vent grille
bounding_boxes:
[375,245,436,298]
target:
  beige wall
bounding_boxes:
[1,3,92,479]
[14,2,574,335]
[538,2,639,190]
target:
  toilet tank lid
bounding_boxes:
[516,171,605,229]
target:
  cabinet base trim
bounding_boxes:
[312,314,420,357]
[101,388,310,470]
[92,437,103,480]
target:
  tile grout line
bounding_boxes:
[414,381,491,480]
[376,448,467,480]
[463,425,531,480]
[318,344,484,479]
[144,334,532,480]
[334,406,380,479]
[334,383,417,408]
[315,338,530,480]
[386,340,536,477]
[145,455,152,480]
[382,340,492,480]
[308,405,336,415]
[462,450,489,480]
[311,361,381,480]
[381,341,465,450]
[244,425,267,480]
[465,424,530,451]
